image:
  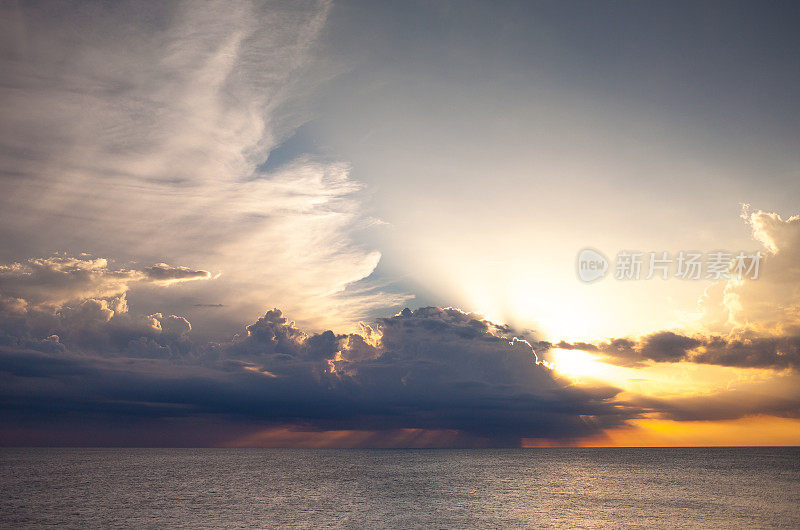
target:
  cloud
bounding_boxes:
[699,207,800,337]
[627,372,800,422]
[0,292,194,361]
[1,244,795,444]
[0,256,141,307]
[144,263,212,285]
[0,304,633,447]
[0,254,206,359]
[0,255,210,308]
[0,0,407,336]
[551,209,800,371]
[555,332,800,370]
[530,209,800,427]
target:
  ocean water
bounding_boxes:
[1,447,799,528]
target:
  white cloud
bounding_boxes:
[700,208,800,337]
[0,255,209,308]
[0,0,405,334]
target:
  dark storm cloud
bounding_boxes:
[553,332,800,370]
[0,304,634,446]
[3,263,799,444]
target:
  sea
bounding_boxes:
[1,447,799,528]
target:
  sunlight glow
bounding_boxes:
[548,348,611,380]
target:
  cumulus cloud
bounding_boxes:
[0,254,207,360]
[0,304,632,447]
[700,207,800,337]
[0,289,195,360]
[1,243,795,445]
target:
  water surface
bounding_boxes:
[2,447,798,528]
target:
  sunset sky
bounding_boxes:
[1,0,799,447]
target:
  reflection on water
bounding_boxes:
[2,447,799,528]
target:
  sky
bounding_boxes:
[0,0,799,447]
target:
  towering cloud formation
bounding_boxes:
[1,1,797,446]
[2,207,799,446]
[0,262,630,446]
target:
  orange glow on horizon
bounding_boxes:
[223,416,800,449]
[533,416,800,447]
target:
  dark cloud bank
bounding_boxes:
[2,254,798,446]
[552,331,800,370]
[1,299,635,447]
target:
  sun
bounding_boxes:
[546,347,620,382]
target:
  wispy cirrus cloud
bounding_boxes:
[0,0,406,336]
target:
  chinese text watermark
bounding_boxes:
[576,249,761,283]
